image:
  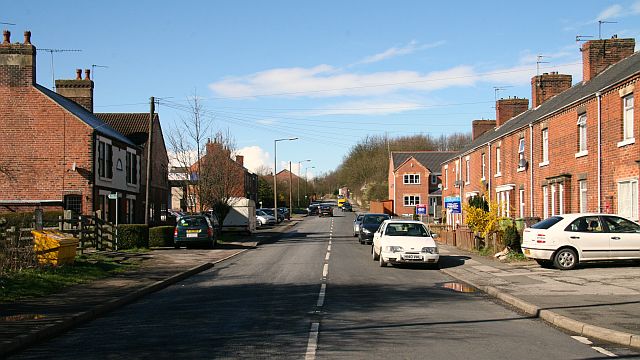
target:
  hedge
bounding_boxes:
[0,211,64,228]
[149,226,175,247]
[117,224,149,249]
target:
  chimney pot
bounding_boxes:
[84,69,90,80]
[75,69,82,80]
[23,31,31,44]
[2,30,10,44]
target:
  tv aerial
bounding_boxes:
[39,48,82,89]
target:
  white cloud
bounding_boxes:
[295,100,426,117]
[256,119,275,125]
[357,40,445,65]
[596,4,624,20]
[237,146,270,173]
[633,0,640,14]
[209,65,476,99]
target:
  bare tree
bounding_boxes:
[198,130,244,233]
[167,94,212,213]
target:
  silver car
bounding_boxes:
[353,214,364,237]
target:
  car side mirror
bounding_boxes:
[431,233,439,239]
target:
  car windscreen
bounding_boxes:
[385,223,430,237]
[179,217,207,227]
[530,216,563,229]
[363,215,390,224]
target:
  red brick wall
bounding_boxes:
[531,72,572,108]
[471,120,495,140]
[392,158,430,217]
[0,86,94,214]
[582,38,635,82]
[496,98,528,127]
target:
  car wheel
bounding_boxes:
[535,259,553,268]
[372,245,379,261]
[379,253,387,267]
[553,248,578,270]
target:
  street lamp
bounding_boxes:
[274,137,298,221]
[297,159,311,207]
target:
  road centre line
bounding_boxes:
[322,263,329,278]
[327,244,331,251]
[305,322,320,360]
[325,252,330,261]
[316,283,326,307]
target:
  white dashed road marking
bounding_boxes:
[305,322,320,360]
[316,283,326,307]
[591,347,617,357]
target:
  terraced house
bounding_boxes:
[442,36,638,226]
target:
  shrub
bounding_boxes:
[503,224,521,253]
[149,226,175,247]
[0,211,64,228]
[117,224,149,250]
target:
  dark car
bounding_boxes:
[358,213,391,244]
[319,204,333,217]
[307,204,320,216]
[341,202,353,212]
[261,208,284,223]
[174,215,216,249]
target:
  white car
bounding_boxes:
[256,210,276,227]
[371,219,439,268]
[522,213,640,270]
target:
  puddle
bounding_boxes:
[441,282,476,293]
[1,314,47,321]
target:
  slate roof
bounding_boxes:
[392,151,457,172]
[95,113,159,146]
[442,50,640,164]
[35,84,137,147]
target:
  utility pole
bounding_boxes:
[144,96,155,225]
[288,161,293,220]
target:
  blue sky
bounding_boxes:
[5,1,640,177]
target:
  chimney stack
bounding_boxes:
[236,155,244,167]
[496,97,528,127]
[55,68,94,112]
[471,120,496,140]
[531,72,572,108]
[0,30,37,87]
[582,37,635,82]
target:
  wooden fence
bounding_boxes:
[431,224,504,253]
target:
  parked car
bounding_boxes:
[358,213,391,244]
[174,215,216,249]
[522,213,640,270]
[278,207,289,216]
[307,204,319,216]
[261,208,284,223]
[371,219,439,268]
[256,209,277,226]
[341,202,353,212]
[353,214,364,237]
[319,204,333,217]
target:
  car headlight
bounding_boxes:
[362,228,372,234]
[385,246,404,253]
[421,247,438,254]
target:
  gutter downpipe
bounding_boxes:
[487,142,492,203]
[597,91,602,213]
[529,123,534,217]
[393,171,397,215]
[459,155,464,225]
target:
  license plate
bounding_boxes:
[524,249,530,255]
[404,254,421,260]
[187,233,198,238]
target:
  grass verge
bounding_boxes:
[0,253,139,302]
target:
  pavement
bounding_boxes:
[1,217,639,357]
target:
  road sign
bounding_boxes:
[415,204,427,215]
[108,193,118,200]
[444,196,462,214]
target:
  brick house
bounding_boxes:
[442,37,638,226]
[95,113,170,225]
[0,30,142,223]
[388,151,456,218]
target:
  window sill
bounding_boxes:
[575,150,588,158]
[539,161,549,167]
[465,181,470,185]
[98,176,113,182]
[617,138,635,148]
[494,173,502,178]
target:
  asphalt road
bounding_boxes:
[12,208,636,359]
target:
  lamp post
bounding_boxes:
[274,137,298,221]
[297,159,311,208]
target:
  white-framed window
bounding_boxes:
[519,188,525,218]
[126,150,138,185]
[541,128,549,165]
[444,165,449,189]
[481,153,486,179]
[495,146,501,176]
[97,139,113,179]
[551,184,557,216]
[579,180,588,213]
[618,179,638,221]
[465,156,470,184]
[577,114,587,153]
[559,183,564,215]
[543,186,549,219]
[403,195,420,206]
[403,174,420,184]
[518,138,525,169]
[623,94,634,142]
